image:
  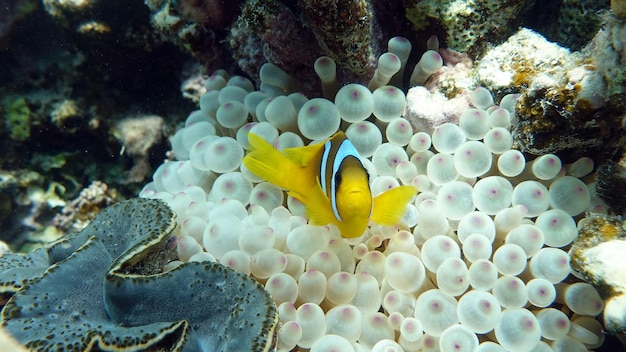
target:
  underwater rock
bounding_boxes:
[587,11,626,103]
[299,0,380,78]
[0,198,278,351]
[473,28,623,157]
[552,0,608,50]
[595,160,626,215]
[403,86,471,134]
[512,63,621,158]
[50,181,117,233]
[114,115,167,183]
[405,0,528,57]
[476,28,576,93]
[228,0,323,91]
[173,0,244,31]
[145,0,236,72]
[570,214,626,343]
[0,0,37,43]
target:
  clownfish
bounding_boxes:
[243,132,416,238]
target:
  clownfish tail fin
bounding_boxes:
[371,185,417,226]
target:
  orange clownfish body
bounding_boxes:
[243,132,416,238]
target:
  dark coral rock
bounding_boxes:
[405,0,528,58]
[175,0,245,31]
[512,73,623,160]
[299,0,380,79]
[229,0,323,92]
[522,0,610,51]
[0,0,37,46]
[596,160,626,215]
[587,12,626,101]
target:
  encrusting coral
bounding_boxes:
[0,198,278,351]
[405,0,528,56]
[298,0,379,78]
[551,0,608,50]
[468,27,624,157]
[228,0,323,91]
[50,180,117,232]
[570,214,626,342]
[114,114,167,183]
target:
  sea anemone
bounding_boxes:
[136,45,606,350]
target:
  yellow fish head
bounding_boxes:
[333,159,373,237]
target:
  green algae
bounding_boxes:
[3,97,31,142]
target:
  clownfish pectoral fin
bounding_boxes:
[282,141,326,166]
[243,133,304,191]
[371,185,417,226]
[301,180,335,227]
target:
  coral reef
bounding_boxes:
[139,0,618,92]
[50,180,117,232]
[587,10,626,102]
[114,115,167,183]
[512,65,620,158]
[475,28,575,92]
[1,0,191,158]
[595,159,626,215]
[405,0,528,57]
[174,0,244,31]
[0,198,278,350]
[553,0,609,50]
[0,1,193,245]
[523,0,610,51]
[149,0,408,92]
[455,27,624,158]
[144,0,236,71]
[228,0,323,91]
[406,27,624,158]
[0,168,69,251]
[299,0,380,78]
[4,1,626,350]
[570,214,626,343]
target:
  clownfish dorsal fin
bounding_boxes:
[282,141,326,166]
[283,132,345,166]
[371,185,417,226]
